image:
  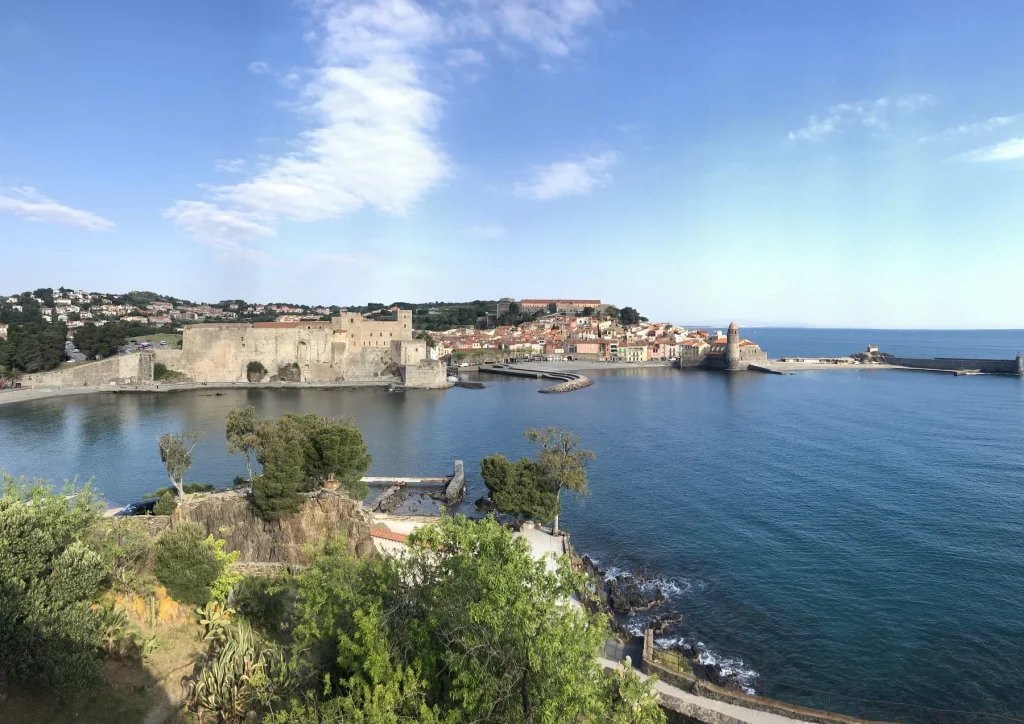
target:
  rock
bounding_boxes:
[650,612,683,635]
[693,662,743,692]
[474,496,497,512]
[606,575,665,614]
[670,640,699,659]
[172,489,374,565]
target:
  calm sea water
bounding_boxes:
[2,328,1023,717]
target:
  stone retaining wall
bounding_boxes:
[22,352,155,388]
[445,460,465,504]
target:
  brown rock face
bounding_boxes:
[171,489,374,565]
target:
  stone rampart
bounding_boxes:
[22,352,155,388]
[882,356,1022,375]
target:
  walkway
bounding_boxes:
[598,657,806,724]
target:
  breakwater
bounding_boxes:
[881,354,1023,375]
[479,364,593,393]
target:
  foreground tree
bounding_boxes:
[0,474,106,698]
[525,427,595,534]
[225,405,260,480]
[286,516,664,723]
[157,428,202,500]
[258,413,371,497]
[480,454,560,524]
[251,422,307,520]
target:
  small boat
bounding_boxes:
[447,374,459,382]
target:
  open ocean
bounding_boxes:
[2,328,1023,719]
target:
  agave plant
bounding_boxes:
[185,621,296,722]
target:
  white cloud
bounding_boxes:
[446,47,486,67]
[487,0,603,56]
[788,94,933,142]
[168,0,450,250]
[959,137,1024,162]
[0,186,114,231]
[463,224,507,238]
[514,151,618,200]
[919,114,1022,144]
[214,158,246,173]
[168,0,610,256]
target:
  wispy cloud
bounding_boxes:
[514,151,619,201]
[214,158,246,173]
[484,0,604,56]
[0,186,114,231]
[919,114,1023,144]
[167,0,610,256]
[788,94,934,142]
[959,137,1024,163]
[163,201,274,265]
[446,48,485,67]
[463,224,507,238]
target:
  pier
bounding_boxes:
[478,364,593,393]
[363,460,465,512]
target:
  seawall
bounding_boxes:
[883,356,1023,375]
[21,352,155,388]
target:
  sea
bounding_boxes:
[1,328,1023,720]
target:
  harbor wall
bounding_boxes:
[884,356,1023,375]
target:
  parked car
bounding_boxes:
[113,498,160,516]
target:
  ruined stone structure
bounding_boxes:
[155,308,446,387]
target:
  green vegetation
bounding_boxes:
[481,427,595,533]
[250,516,664,723]
[0,317,68,373]
[154,522,240,606]
[152,361,188,382]
[226,405,261,479]
[525,427,595,534]
[1,467,664,722]
[152,490,177,515]
[0,473,107,697]
[480,454,560,523]
[246,359,267,382]
[144,481,215,498]
[416,329,436,347]
[157,428,202,499]
[73,321,129,359]
[248,412,373,519]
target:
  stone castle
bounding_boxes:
[153,308,446,387]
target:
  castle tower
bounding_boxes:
[725,321,741,371]
[1015,353,1023,376]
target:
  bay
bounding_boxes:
[2,328,1024,717]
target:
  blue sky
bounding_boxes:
[2,0,1024,328]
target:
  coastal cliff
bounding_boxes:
[170,489,375,565]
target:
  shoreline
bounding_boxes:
[0,379,450,409]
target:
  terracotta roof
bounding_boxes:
[370,527,409,544]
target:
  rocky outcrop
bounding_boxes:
[607,574,666,613]
[172,489,374,564]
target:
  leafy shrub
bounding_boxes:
[88,518,156,595]
[275,362,301,382]
[153,491,177,515]
[230,575,294,636]
[0,474,107,697]
[145,482,215,498]
[153,362,188,382]
[246,360,267,383]
[155,522,240,606]
[232,475,249,488]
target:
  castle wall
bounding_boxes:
[22,352,154,388]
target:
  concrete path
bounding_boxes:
[598,658,805,724]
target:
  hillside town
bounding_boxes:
[428,298,736,364]
[0,290,762,368]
